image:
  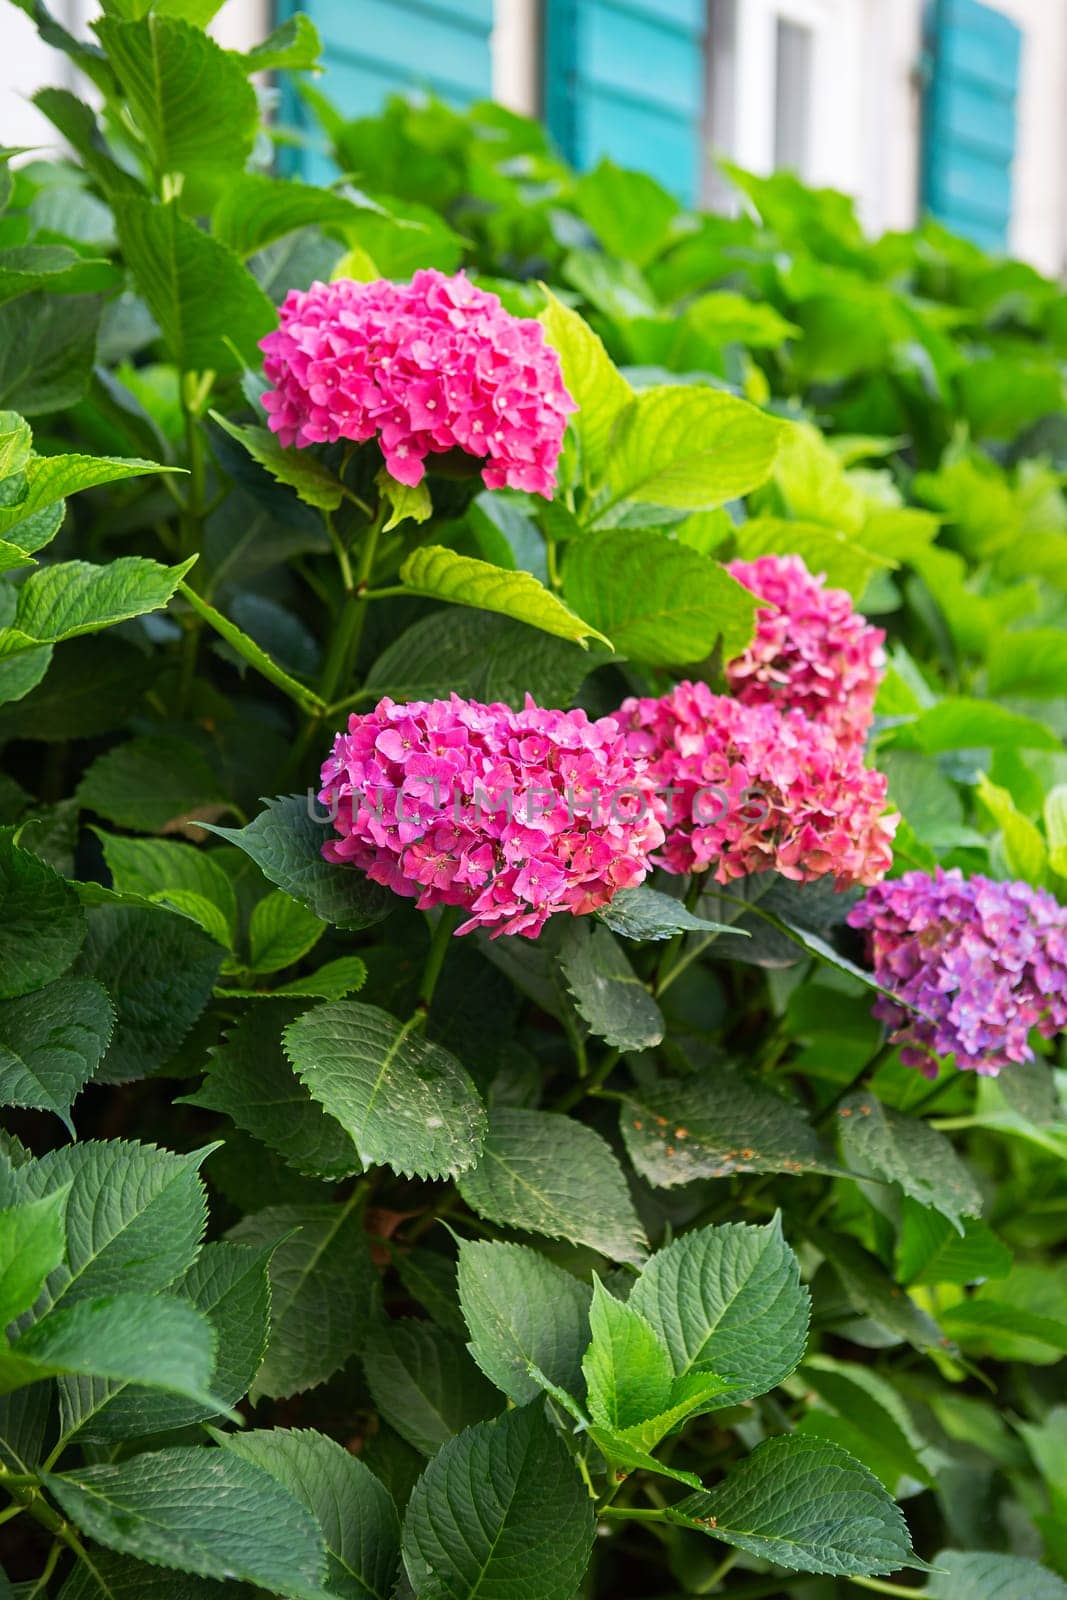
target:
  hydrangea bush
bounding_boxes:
[0,12,1066,1600]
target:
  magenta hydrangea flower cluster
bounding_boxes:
[848,868,1067,1076]
[318,694,666,939]
[618,680,897,890]
[260,269,575,496]
[726,554,886,744]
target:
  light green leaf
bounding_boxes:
[220,1427,401,1600]
[399,545,609,647]
[283,1001,486,1181]
[938,1300,1067,1360]
[1046,784,1067,876]
[0,831,85,1000]
[459,1107,647,1265]
[0,555,196,660]
[898,698,1062,753]
[95,15,257,178]
[73,904,221,1082]
[363,1319,499,1457]
[402,1405,596,1600]
[228,1200,381,1399]
[178,582,326,713]
[734,514,892,599]
[837,1092,982,1230]
[603,386,783,511]
[204,795,392,931]
[210,412,342,512]
[45,1446,331,1598]
[629,1215,809,1401]
[563,529,759,665]
[97,833,237,942]
[895,1201,1012,1287]
[3,1138,210,1318]
[187,1005,360,1181]
[114,198,275,373]
[377,467,432,531]
[572,160,678,267]
[59,1238,275,1443]
[0,411,32,477]
[667,1434,926,1576]
[249,891,325,974]
[925,1550,1067,1599]
[0,977,114,1133]
[77,734,227,834]
[539,289,633,481]
[0,1187,68,1328]
[214,954,368,1002]
[457,1238,592,1406]
[987,627,1067,698]
[585,1424,704,1489]
[0,451,171,541]
[237,12,322,72]
[583,1276,673,1431]
[975,772,1048,884]
[598,885,739,942]
[811,1228,948,1354]
[559,920,663,1051]
[621,1065,843,1188]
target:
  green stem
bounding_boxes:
[545,537,562,591]
[848,1579,923,1597]
[814,1037,898,1128]
[907,1070,962,1116]
[597,1505,666,1522]
[175,394,208,719]
[414,907,460,1025]
[555,1047,621,1113]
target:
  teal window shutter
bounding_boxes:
[921,0,1021,252]
[544,0,707,203]
[278,0,493,180]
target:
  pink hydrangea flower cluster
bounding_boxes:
[260,269,576,495]
[848,868,1067,1076]
[618,680,897,889]
[726,554,886,744]
[319,694,666,939]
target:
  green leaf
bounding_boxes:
[377,467,432,531]
[583,1276,674,1431]
[366,606,599,710]
[228,1200,381,1399]
[188,1004,360,1181]
[837,1093,982,1229]
[0,411,32,477]
[45,1445,331,1598]
[572,160,678,266]
[56,1552,234,1598]
[0,451,170,541]
[178,582,326,714]
[0,1187,68,1327]
[925,1550,1067,1598]
[798,1355,934,1493]
[0,636,158,742]
[0,831,85,999]
[629,1215,809,1401]
[0,292,100,415]
[937,1300,1067,1359]
[73,905,221,1082]
[621,1064,843,1188]
[32,88,145,201]
[0,555,196,660]
[204,794,392,931]
[113,198,275,373]
[895,1201,1012,1287]
[238,12,322,72]
[598,885,737,942]
[95,15,257,178]
[459,1107,647,1266]
[4,1138,210,1317]
[559,920,664,1051]
[97,833,237,939]
[603,386,783,511]
[282,1001,486,1181]
[0,243,113,307]
[539,290,633,481]
[811,1228,948,1354]
[975,772,1048,884]
[249,891,325,974]
[363,1319,500,1456]
[457,1238,592,1405]
[402,1404,596,1600]
[897,698,1062,753]
[220,1427,401,1600]
[398,545,609,647]
[0,977,114,1133]
[77,734,227,834]
[1045,784,1067,876]
[734,514,891,599]
[211,173,370,258]
[59,1238,274,1443]
[210,412,342,512]
[668,1434,925,1576]
[392,1248,466,1338]
[563,530,759,665]
[986,626,1067,698]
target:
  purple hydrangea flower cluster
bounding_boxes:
[848,867,1067,1076]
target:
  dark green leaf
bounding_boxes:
[0,977,114,1132]
[363,1319,500,1456]
[559,920,663,1051]
[837,1093,982,1229]
[0,831,85,999]
[457,1238,592,1405]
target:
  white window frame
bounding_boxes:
[707,0,867,204]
